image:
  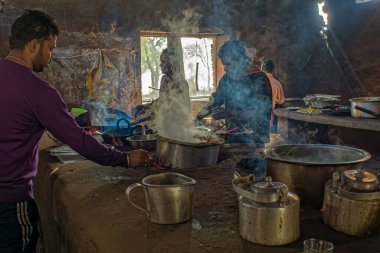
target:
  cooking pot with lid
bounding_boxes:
[232,176,300,246]
[322,169,380,236]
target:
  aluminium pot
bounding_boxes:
[155,135,221,169]
[350,97,380,118]
[264,144,371,209]
[322,170,380,236]
[126,134,157,151]
[233,176,300,246]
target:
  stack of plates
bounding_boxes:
[48,145,86,164]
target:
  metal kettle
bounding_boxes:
[232,176,300,246]
[322,169,380,236]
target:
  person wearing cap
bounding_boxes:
[197,39,272,145]
[0,10,152,252]
[261,59,285,132]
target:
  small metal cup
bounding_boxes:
[303,238,334,253]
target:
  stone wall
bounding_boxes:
[1,0,378,112]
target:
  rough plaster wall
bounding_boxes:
[327,0,380,97]
[1,0,378,109]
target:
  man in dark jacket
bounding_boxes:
[197,39,272,145]
[0,10,152,253]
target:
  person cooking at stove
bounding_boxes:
[0,10,153,253]
[197,39,272,145]
[132,47,190,120]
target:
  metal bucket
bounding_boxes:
[126,173,196,224]
[264,144,371,209]
[155,135,221,169]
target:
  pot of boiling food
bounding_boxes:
[126,173,196,224]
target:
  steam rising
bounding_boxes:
[153,8,219,143]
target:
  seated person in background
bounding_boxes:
[132,47,190,120]
[197,39,272,146]
[261,59,285,133]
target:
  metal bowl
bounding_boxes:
[127,134,157,151]
[264,144,371,209]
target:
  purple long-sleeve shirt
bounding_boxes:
[0,60,127,202]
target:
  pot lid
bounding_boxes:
[249,177,287,203]
[232,176,288,203]
[342,169,379,191]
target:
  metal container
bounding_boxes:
[126,173,196,224]
[233,176,300,246]
[264,144,371,209]
[322,170,380,236]
[303,94,341,109]
[155,135,221,169]
[350,97,380,118]
[127,134,157,151]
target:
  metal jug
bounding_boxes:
[232,176,300,246]
[322,169,380,236]
[126,173,196,224]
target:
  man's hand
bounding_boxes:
[127,149,154,168]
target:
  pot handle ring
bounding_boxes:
[126,183,149,216]
[117,118,131,129]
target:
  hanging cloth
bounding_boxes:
[85,50,119,100]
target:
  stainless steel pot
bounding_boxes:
[303,94,341,109]
[350,97,380,118]
[233,176,300,246]
[264,144,371,209]
[126,173,196,224]
[127,134,157,151]
[322,171,380,236]
[155,135,221,169]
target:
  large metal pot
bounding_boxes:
[155,135,221,169]
[350,97,380,118]
[264,144,371,209]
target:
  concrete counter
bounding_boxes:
[275,108,380,132]
[34,136,380,253]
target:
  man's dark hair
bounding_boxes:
[261,59,275,73]
[218,39,250,62]
[9,9,60,50]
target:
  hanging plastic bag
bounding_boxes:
[85,50,119,100]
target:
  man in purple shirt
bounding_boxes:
[0,10,152,253]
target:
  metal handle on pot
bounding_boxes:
[354,105,380,117]
[117,118,131,129]
[126,183,149,217]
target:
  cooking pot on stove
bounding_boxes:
[322,169,380,236]
[232,176,300,246]
[264,144,371,209]
[155,135,221,169]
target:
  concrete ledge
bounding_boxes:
[275,108,380,132]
